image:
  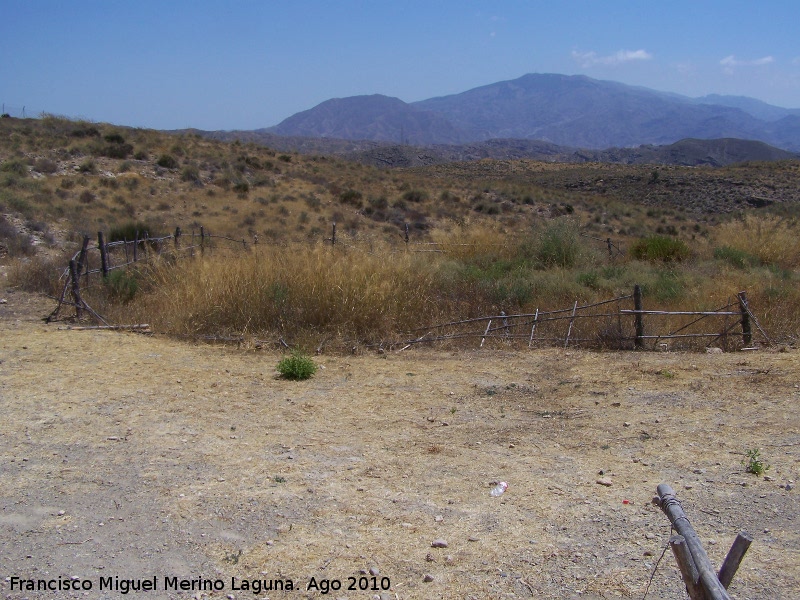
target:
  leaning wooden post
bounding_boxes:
[69,259,82,319]
[656,484,732,600]
[564,300,578,348]
[606,237,613,260]
[331,221,337,246]
[634,285,644,349]
[718,532,753,589]
[133,230,139,262]
[670,535,706,600]
[174,226,181,251]
[75,235,90,282]
[405,223,410,245]
[97,231,109,278]
[738,291,752,347]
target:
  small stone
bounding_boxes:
[644,550,653,556]
[706,347,723,354]
[106,436,119,441]
[431,538,448,548]
[369,567,379,576]
[596,478,613,487]
[445,555,454,563]
[684,484,693,490]
[57,510,66,516]
[425,552,435,562]
[434,515,443,522]
[423,574,434,582]
[645,533,655,540]
[623,422,631,427]
[468,536,480,542]
[786,483,794,491]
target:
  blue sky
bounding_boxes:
[2,1,799,130]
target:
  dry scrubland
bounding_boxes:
[2,116,800,346]
[1,117,800,598]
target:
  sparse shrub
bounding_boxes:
[277,351,317,380]
[743,448,769,476]
[630,236,690,263]
[108,221,152,242]
[34,158,58,174]
[78,159,97,174]
[79,190,95,204]
[105,269,139,303]
[156,154,179,169]
[1,158,28,176]
[278,154,292,163]
[403,189,428,203]
[233,180,250,196]
[536,219,584,268]
[339,189,363,207]
[714,246,760,269]
[181,164,201,183]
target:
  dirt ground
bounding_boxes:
[0,289,798,600]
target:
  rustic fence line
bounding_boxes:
[385,285,768,351]
[46,226,249,323]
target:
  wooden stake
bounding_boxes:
[634,285,644,349]
[480,319,492,348]
[528,308,539,348]
[564,300,578,348]
[670,535,706,600]
[718,532,753,589]
[738,291,752,347]
[69,259,82,320]
[98,231,109,278]
[657,484,732,600]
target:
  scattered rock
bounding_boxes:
[423,574,434,582]
[431,538,448,548]
[596,478,613,487]
[434,515,443,523]
[369,567,379,576]
[706,347,723,354]
[425,552,435,562]
[468,536,480,542]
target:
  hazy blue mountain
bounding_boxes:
[268,94,465,145]
[267,73,800,151]
[693,94,800,122]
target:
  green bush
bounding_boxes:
[105,269,139,303]
[108,221,153,243]
[536,220,583,268]
[630,235,690,263]
[277,351,317,380]
[714,246,760,269]
[1,159,28,176]
[156,154,179,169]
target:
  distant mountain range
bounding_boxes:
[265,73,800,152]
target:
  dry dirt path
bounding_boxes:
[0,290,798,599]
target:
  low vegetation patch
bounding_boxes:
[277,351,318,380]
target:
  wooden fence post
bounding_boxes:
[174,226,181,251]
[75,235,90,284]
[607,237,613,260]
[200,226,205,255]
[98,231,109,278]
[405,223,410,245]
[133,230,139,262]
[738,291,752,347]
[69,259,82,319]
[331,222,337,246]
[634,285,644,349]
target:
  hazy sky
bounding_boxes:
[2,1,799,130]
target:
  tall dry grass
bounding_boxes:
[714,214,800,270]
[118,243,443,346]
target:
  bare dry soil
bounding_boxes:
[0,290,798,600]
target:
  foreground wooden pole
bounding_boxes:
[738,291,752,347]
[633,285,644,349]
[669,535,706,600]
[718,532,753,589]
[657,484,732,600]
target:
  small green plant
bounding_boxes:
[743,448,770,475]
[273,475,286,483]
[277,351,317,380]
[105,269,139,303]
